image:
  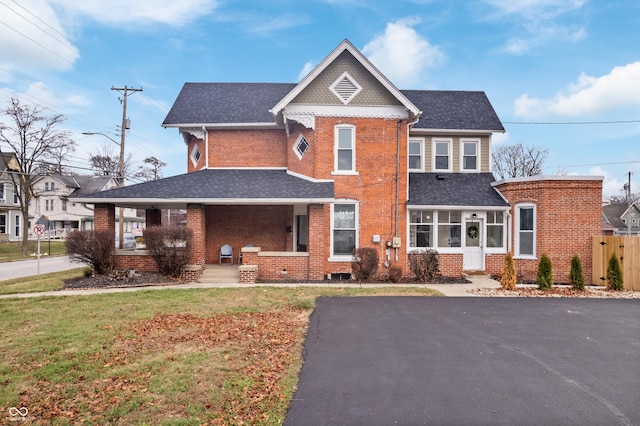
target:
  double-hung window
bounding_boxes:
[0,183,4,201]
[14,214,19,237]
[409,210,433,248]
[433,139,451,171]
[516,204,536,257]
[408,139,423,171]
[332,203,357,257]
[0,214,6,234]
[461,139,479,171]
[335,125,355,173]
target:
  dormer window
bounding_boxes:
[330,72,362,105]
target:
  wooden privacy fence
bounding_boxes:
[592,236,640,291]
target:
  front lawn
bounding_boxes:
[0,241,67,262]
[0,286,440,424]
[0,268,85,295]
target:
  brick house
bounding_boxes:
[75,40,603,284]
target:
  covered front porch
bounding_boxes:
[74,169,335,283]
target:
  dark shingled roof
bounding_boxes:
[162,83,296,126]
[401,90,504,131]
[162,83,504,132]
[408,173,509,207]
[75,169,334,202]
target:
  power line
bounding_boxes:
[504,120,640,125]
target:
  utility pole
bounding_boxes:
[111,85,142,248]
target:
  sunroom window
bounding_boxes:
[437,210,461,247]
[486,211,505,248]
[409,210,433,248]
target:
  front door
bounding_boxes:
[463,219,484,271]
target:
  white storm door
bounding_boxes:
[463,219,484,271]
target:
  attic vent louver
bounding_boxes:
[330,72,362,105]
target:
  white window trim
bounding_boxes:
[515,203,536,259]
[432,138,453,172]
[293,133,310,160]
[484,210,507,253]
[408,138,424,172]
[329,201,359,262]
[333,124,357,174]
[190,144,202,167]
[460,138,480,172]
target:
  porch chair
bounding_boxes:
[238,244,253,264]
[219,244,233,265]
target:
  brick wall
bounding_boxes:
[495,177,602,284]
[114,254,158,272]
[94,204,115,231]
[205,205,292,264]
[208,129,287,168]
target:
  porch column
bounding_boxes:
[94,203,116,232]
[186,203,206,267]
[308,204,325,280]
[145,208,162,227]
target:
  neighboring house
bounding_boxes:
[30,174,144,238]
[0,152,23,242]
[75,40,603,284]
[602,202,640,236]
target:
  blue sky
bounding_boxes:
[1,0,638,198]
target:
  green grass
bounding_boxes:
[0,268,85,295]
[0,241,67,261]
[0,284,441,424]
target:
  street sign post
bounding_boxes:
[33,224,45,274]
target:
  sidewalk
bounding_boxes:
[0,274,501,300]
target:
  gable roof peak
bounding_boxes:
[270,39,420,120]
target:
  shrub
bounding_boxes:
[144,226,194,278]
[500,252,517,290]
[569,254,584,291]
[408,249,440,283]
[351,247,379,281]
[387,265,403,283]
[82,267,94,277]
[65,230,114,275]
[536,253,553,290]
[606,253,624,291]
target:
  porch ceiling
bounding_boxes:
[71,169,335,209]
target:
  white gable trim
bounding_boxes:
[270,39,421,118]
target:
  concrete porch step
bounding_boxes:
[199,264,240,283]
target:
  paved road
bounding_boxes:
[0,256,79,281]
[285,297,640,425]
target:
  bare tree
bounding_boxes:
[491,143,548,179]
[0,97,75,254]
[88,145,134,184]
[134,156,166,182]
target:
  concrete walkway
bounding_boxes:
[0,274,500,299]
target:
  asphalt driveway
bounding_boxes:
[285,297,640,425]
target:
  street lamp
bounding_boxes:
[82,131,126,249]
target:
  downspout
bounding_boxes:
[203,126,209,169]
[395,120,401,262]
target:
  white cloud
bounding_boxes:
[484,0,587,55]
[52,0,219,27]
[0,0,79,71]
[515,62,640,117]
[297,61,316,82]
[362,18,445,88]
